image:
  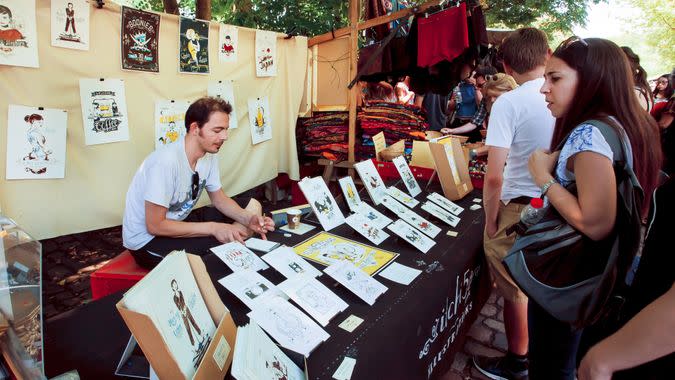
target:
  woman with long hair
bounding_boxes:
[621,46,653,111]
[526,37,662,379]
[651,74,674,121]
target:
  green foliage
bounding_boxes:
[483,0,604,36]
[620,0,674,77]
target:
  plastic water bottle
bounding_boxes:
[520,197,548,228]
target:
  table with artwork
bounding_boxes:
[44,181,489,380]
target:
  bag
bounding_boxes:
[503,119,644,329]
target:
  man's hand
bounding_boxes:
[247,214,275,240]
[211,223,247,244]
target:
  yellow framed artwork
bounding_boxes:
[293,232,399,275]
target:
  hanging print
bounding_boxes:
[155,100,189,150]
[207,80,238,129]
[218,24,237,63]
[79,78,130,145]
[6,105,67,179]
[51,0,89,50]
[121,6,160,72]
[179,17,209,74]
[247,96,272,144]
[255,30,277,77]
[0,0,39,68]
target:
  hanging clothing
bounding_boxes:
[416,3,469,68]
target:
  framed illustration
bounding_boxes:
[0,0,39,68]
[255,30,276,77]
[247,96,272,144]
[154,100,189,149]
[178,17,209,74]
[51,0,89,51]
[354,159,387,205]
[293,232,398,275]
[121,6,160,72]
[297,177,344,231]
[392,155,422,197]
[338,176,361,212]
[79,78,130,145]
[218,24,237,63]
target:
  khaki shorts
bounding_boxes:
[483,201,528,303]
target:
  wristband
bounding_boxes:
[540,178,557,196]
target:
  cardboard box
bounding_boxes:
[429,138,473,201]
[116,255,237,380]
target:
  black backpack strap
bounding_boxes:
[582,119,628,182]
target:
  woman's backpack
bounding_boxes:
[502,119,644,329]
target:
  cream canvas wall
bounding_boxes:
[0,2,307,240]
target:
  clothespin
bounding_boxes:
[95,0,105,9]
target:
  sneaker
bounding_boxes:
[472,354,529,380]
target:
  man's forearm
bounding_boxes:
[211,192,252,225]
[148,218,214,238]
[483,175,503,225]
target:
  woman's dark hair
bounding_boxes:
[653,74,673,99]
[550,37,662,214]
[621,46,653,107]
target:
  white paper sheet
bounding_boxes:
[79,78,130,145]
[381,196,440,238]
[210,241,269,272]
[386,186,419,208]
[421,201,460,227]
[261,246,322,279]
[352,202,392,230]
[247,96,272,144]
[248,296,329,357]
[6,105,67,179]
[0,0,39,68]
[378,262,422,285]
[345,213,389,245]
[338,176,361,212]
[332,357,357,380]
[154,100,189,150]
[51,0,89,50]
[218,269,285,310]
[278,275,348,326]
[427,192,464,215]
[298,177,345,231]
[280,222,316,235]
[218,24,238,63]
[324,261,387,306]
[244,237,281,253]
[354,160,387,205]
[392,155,422,197]
[207,80,238,129]
[255,30,277,77]
[386,219,436,254]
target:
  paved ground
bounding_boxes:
[40,197,505,380]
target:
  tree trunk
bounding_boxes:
[162,0,179,15]
[196,0,212,20]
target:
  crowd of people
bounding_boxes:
[357,26,674,380]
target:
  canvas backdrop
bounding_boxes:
[0,2,307,239]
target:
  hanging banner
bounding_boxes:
[51,0,89,50]
[178,17,209,74]
[0,0,39,68]
[255,30,277,77]
[207,80,238,129]
[247,96,272,144]
[154,100,190,150]
[121,6,160,72]
[218,24,237,63]
[79,78,130,145]
[6,105,67,179]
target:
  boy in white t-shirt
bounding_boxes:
[473,28,555,380]
[122,97,275,269]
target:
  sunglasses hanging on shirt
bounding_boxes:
[191,172,200,200]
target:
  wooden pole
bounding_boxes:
[196,0,212,20]
[347,0,360,163]
[162,0,179,15]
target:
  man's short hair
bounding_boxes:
[499,28,549,74]
[184,96,232,133]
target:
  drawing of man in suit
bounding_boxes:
[171,279,202,346]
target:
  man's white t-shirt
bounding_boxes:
[485,77,555,201]
[123,138,222,250]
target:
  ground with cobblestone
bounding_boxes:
[40,208,506,380]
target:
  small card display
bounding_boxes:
[387,220,436,254]
[427,192,464,215]
[392,155,422,197]
[386,186,419,208]
[354,160,387,205]
[324,261,388,306]
[352,202,392,230]
[339,176,362,212]
[298,177,345,231]
[382,196,440,238]
[244,237,281,253]
[421,201,460,227]
[248,296,330,357]
[218,270,286,310]
[345,213,389,245]
[278,275,348,326]
[261,246,322,279]
[210,242,269,272]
